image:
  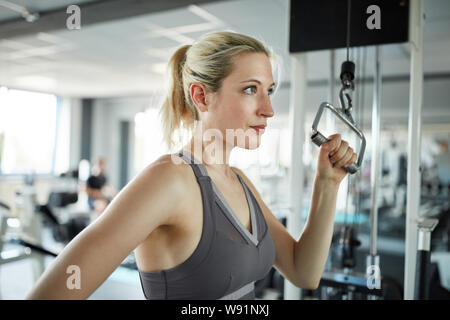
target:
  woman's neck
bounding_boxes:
[182,125,235,179]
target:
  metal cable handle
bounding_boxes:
[311,102,366,175]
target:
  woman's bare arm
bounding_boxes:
[26,155,187,299]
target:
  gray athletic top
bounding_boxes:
[137,149,276,300]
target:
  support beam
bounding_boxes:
[279,72,450,90]
[285,52,307,300]
[365,46,382,295]
[0,0,226,40]
[404,0,424,300]
[370,46,381,258]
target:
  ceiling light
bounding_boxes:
[0,0,39,23]
[187,5,223,26]
[151,63,167,75]
[24,11,39,23]
[15,75,56,90]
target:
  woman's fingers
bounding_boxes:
[346,153,358,167]
[327,134,341,156]
[334,147,354,167]
[326,135,358,169]
[329,140,348,164]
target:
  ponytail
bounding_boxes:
[159,44,197,151]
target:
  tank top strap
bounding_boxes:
[176,149,209,179]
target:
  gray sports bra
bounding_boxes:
[137,149,276,299]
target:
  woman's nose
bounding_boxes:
[258,94,274,117]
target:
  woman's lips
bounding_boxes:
[250,125,266,134]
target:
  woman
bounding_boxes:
[26,31,356,300]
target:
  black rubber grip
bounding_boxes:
[414,249,431,300]
[311,131,329,146]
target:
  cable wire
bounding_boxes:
[346,0,352,61]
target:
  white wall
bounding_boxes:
[92,96,158,190]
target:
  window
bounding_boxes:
[0,87,62,175]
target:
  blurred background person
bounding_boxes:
[85,157,117,216]
[434,140,450,191]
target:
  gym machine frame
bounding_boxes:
[286,0,427,300]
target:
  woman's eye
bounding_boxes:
[268,88,274,96]
[244,86,256,95]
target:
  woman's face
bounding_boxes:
[205,52,275,150]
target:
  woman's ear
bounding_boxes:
[190,82,209,112]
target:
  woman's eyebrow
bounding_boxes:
[240,79,276,87]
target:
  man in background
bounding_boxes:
[434,140,450,188]
[85,157,116,216]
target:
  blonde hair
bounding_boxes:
[159,31,276,151]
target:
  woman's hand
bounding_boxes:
[316,133,358,184]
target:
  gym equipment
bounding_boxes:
[288,0,424,301]
[310,103,365,174]
[311,0,366,174]
[0,194,46,289]
[414,218,438,299]
[319,269,382,299]
[308,0,388,300]
[310,48,366,174]
[310,33,366,175]
[0,181,85,279]
[37,191,90,244]
[289,0,409,53]
[0,202,32,265]
[335,225,361,270]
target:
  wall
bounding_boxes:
[91,96,155,190]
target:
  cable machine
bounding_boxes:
[288,0,430,300]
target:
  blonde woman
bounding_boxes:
[27,31,357,300]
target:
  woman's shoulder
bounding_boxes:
[137,153,193,191]
[116,153,194,227]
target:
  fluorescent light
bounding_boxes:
[7,218,21,229]
[151,27,195,44]
[151,63,167,75]
[188,5,224,26]
[171,22,218,34]
[15,75,56,90]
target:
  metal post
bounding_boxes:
[366,45,382,292]
[370,46,381,257]
[405,0,424,300]
[285,52,307,300]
